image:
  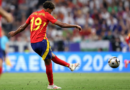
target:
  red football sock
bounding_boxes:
[45,62,53,85]
[0,67,2,76]
[52,55,70,67]
[129,61,130,63]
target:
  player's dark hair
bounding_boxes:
[43,1,55,9]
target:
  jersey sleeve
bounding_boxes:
[46,14,57,24]
[26,16,31,24]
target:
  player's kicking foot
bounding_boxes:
[69,63,79,71]
[47,84,61,89]
[124,60,129,68]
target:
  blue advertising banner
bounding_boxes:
[3,52,130,73]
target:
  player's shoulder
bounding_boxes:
[31,10,47,17]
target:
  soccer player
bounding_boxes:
[1,30,12,71]
[124,33,130,68]
[1,30,9,60]
[124,59,130,68]
[9,1,82,89]
[0,0,13,77]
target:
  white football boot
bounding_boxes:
[69,63,79,71]
[47,84,61,89]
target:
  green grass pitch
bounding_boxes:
[0,73,130,90]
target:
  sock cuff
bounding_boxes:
[45,62,52,67]
[53,55,57,60]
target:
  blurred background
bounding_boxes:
[1,0,130,73]
[2,0,130,52]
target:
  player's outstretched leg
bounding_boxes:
[44,59,61,89]
[52,53,79,71]
[124,60,130,68]
[0,59,3,77]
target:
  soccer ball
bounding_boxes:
[108,56,120,68]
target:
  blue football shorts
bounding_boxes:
[0,37,3,61]
[31,39,52,60]
[0,49,3,61]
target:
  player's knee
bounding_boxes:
[51,53,55,58]
[44,59,51,65]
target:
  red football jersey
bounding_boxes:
[26,9,57,43]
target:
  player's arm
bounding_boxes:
[5,43,9,54]
[8,23,28,37]
[47,14,82,31]
[54,20,82,31]
[0,7,13,22]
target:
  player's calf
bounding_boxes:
[44,59,54,85]
[52,54,70,67]
[52,53,79,71]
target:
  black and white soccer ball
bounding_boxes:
[108,56,120,68]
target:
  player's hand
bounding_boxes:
[8,31,15,37]
[75,25,82,31]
